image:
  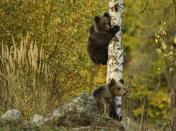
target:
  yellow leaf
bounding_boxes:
[156,48,162,54]
[169,68,173,72]
[163,30,167,35]
[168,51,173,56]
[161,41,167,50]
[174,36,176,44]
[155,38,158,43]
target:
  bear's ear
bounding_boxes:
[119,79,124,84]
[108,79,116,87]
[94,16,100,23]
[103,12,110,18]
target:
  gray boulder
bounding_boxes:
[1,109,21,124]
[31,114,45,127]
[0,93,125,130]
[49,93,125,131]
[52,93,98,119]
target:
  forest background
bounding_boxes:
[0,0,176,129]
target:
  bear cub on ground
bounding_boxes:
[93,79,126,118]
[87,12,120,65]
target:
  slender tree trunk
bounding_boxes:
[170,71,176,130]
[164,63,176,130]
[170,89,176,131]
[140,99,146,131]
[107,0,124,119]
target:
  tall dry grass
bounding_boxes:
[0,36,51,118]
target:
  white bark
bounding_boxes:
[107,0,124,117]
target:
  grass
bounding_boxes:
[0,36,51,118]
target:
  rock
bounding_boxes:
[49,93,125,131]
[32,114,45,127]
[52,93,98,119]
[0,93,125,130]
[1,109,21,124]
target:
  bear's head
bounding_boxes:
[107,79,126,96]
[94,12,111,32]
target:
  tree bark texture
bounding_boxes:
[107,0,124,118]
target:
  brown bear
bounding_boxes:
[93,79,126,118]
[87,12,120,65]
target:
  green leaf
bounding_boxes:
[161,41,167,50]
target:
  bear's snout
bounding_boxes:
[120,87,126,96]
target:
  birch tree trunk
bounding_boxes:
[107,0,124,119]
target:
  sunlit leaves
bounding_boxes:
[0,0,174,127]
[174,36,176,44]
[156,48,162,54]
[0,0,109,118]
[155,23,176,70]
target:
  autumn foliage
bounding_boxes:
[0,0,176,129]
